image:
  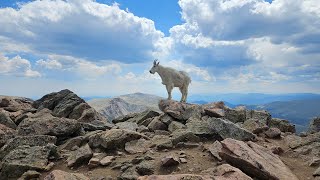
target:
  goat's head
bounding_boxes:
[149,59,160,74]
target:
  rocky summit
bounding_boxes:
[0,90,319,180]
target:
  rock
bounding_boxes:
[186,117,219,138]
[265,128,281,139]
[269,118,295,133]
[136,161,155,175]
[159,114,174,126]
[0,124,16,147]
[179,158,187,163]
[284,132,320,149]
[246,109,271,125]
[33,89,84,118]
[128,110,160,125]
[154,130,170,136]
[44,170,89,180]
[58,136,84,151]
[309,117,320,133]
[138,174,211,180]
[309,157,320,167]
[0,110,17,129]
[151,135,173,150]
[88,157,100,168]
[100,156,115,166]
[224,106,246,123]
[67,144,93,167]
[171,130,200,145]
[118,167,139,180]
[1,144,56,179]
[168,121,186,132]
[81,120,114,131]
[0,96,34,112]
[68,102,91,119]
[270,146,284,155]
[112,112,139,124]
[14,112,32,125]
[137,125,149,133]
[161,155,180,167]
[207,117,256,141]
[88,129,148,150]
[242,118,269,134]
[147,117,167,131]
[202,164,253,180]
[314,166,320,176]
[158,100,202,122]
[283,134,303,149]
[0,135,57,160]
[18,170,41,180]
[33,89,106,122]
[116,122,139,131]
[0,97,10,107]
[206,141,223,161]
[17,109,81,139]
[125,138,152,154]
[219,138,298,180]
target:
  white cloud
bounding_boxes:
[0,0,167,62]
[36,54,122,78]
[0,53,41,78]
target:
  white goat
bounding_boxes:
[149,60,191,102]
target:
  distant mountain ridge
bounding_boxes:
[88,93,163,120]
[188,93,320,105]
[246,99,320,126]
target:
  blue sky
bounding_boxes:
[0,0,319,98]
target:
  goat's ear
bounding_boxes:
[157,61,160,66]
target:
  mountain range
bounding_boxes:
[87,93,163,120]
[87,92,320,132]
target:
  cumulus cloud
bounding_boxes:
[0,53,41,77]
[36,54,122,78]
[0,0,167,62]
[168,0,320,89]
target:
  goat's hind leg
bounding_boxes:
[179,87,184,102]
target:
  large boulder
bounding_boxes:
[88,129,148,150]
[0,124,16,147]
[202,101,225,118]
[224,106,246,123]
[67,144,93,167]
[202,164,253,180]
[219,138,298,180]
[246,110,271,125]
[242,118,269,134]
[0,96,34,112]
[186,117,220,138]
[125,138,152,154]
[44,170,90,180]
[0,135,56,160]
[269,118,295,133]
[0,144,56,179]
[309,117,320,133]
[0,109,17,129]
[33,89,84,117]
[128,110,160,125]
[17,109,81,139]
[33,89,107,122]
[207,117,256,141]
[158,100,202,122]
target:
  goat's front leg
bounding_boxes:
[166,85,173,100]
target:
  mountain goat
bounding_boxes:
[149,59,191,102]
